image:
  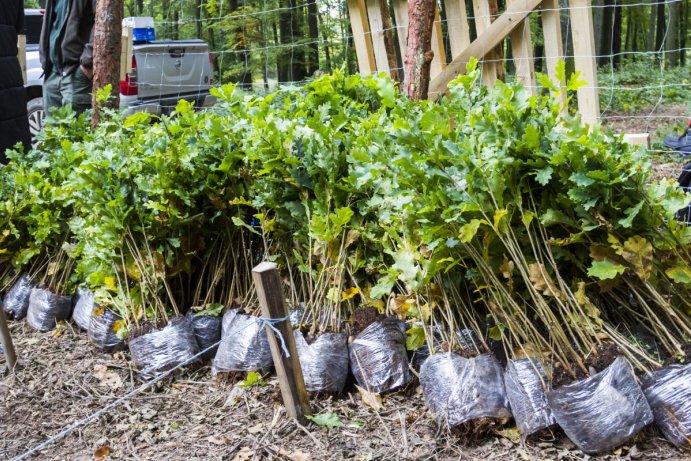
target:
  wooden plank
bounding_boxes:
[508,0,535,93]
[430,7,447,79]
[0,307,17,372]
[17,35,26,85]
[347,0,377,74]
[444,0,471,59]
[120,26,133,81]
[472,0,497,86]
[252,262,311,424]
[392,0,409,62]
[569,0,600,126]
[365,0,390,72]
[540,0,566,107]
[429,0,543,97]
[623,133,651,148]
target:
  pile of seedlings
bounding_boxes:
[1,62,689,454]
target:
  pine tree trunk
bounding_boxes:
[318,12,332,71]
[403,0,436,100]
[92,0,123,126]
[612,2,622,68]
[379,0,400,82]
[655,2,665,51]
[664,0,679,66]
[598,0,613,66]
[647,1,656,51]
[278,0,307,83]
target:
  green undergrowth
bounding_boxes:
[1,60,689,374]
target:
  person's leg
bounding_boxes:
[43,71,63,116]
[63,68,93,114]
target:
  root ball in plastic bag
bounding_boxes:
[546,356,653,454]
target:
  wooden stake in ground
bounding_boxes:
[0,307,17,372]
[403,0,437,100]
[92,0,123,125]
[252,262,311,424]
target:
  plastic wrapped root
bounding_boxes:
[349,317,413,394]
[504,358,556,437]
[411,327,483,372]
[642,363,691,447]
[545,356,653,454]
[88,307,126,352]
[72,288,95,331]
[420,353,512,428]
[294,330,349,393]
[128,316,200,379]
[2,274,36,320]
[26,288,73,332]
[212,309,273,374]
[185,311,222,359]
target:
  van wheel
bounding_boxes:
[27,97,45,145]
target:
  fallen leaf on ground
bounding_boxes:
[232,447,254,461]
[247,423,264,434]
[94,444,110,461]
[495,426,521,444]
[207,435,228,446]
[278,447,312,461]
[93,365,123,390]
[355,385,383,411]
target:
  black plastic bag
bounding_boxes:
[185,311,222,359]
[294,330,349,393]
[2,274,35,320]
[420,353,511,428]
[26,287,72,332]
[128,316,200,379]
[642,363,691,447]
[349,317,413,394]
[72,288,95,331]
[545,356,653,454]
[88,307,126,352]
[504,358,556,437]
[212,309,273,374]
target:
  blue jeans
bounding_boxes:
[43,67,93,116]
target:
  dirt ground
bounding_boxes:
[1,320,689,461]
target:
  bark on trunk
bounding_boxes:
[664,0,679,66]
[403,0,436,100]
[307,0,320,75]
[92,0,123,126]
[379,0,400,82]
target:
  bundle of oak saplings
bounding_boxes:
[3,277,689,455]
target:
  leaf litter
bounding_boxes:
[0,321,688,460]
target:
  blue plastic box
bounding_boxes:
[132,27,155,42]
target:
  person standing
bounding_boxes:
[0,0,32,162]
[39,0,95,116]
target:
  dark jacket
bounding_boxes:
[0,0,31,161]
[39,0,95,76]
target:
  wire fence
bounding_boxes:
[129,0,688,147]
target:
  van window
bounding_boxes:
[23,12,44,45]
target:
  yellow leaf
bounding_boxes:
[94,306,105,316]
[355,384,383,411]
[500,258,514,280]
[341,287,360,302]
[104,276,117,290]
[496,426,521,444]
[574,282,603,326]
[326,287,339,303]
[493,208,509,230]
[229,196,253,206]
[620,235,653,280]
[112,319,126,333]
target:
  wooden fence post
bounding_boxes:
[569,0,600,126]
[0,307,17,372]
[347,0,377,74]
[541,0,567,108]
[252,262,311,424]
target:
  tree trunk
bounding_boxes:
[655,2,665,51]
[318,12,332,71]
[598,0,613,66]
[306,0,320,75]
[379,0,400,82]
[664,0,679,66]
[92,0,123,126]
[647,1,656,51]
[403,0,436,100]
[195,0,202,39]
[612,2,622,68]
[278,0,307,83]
